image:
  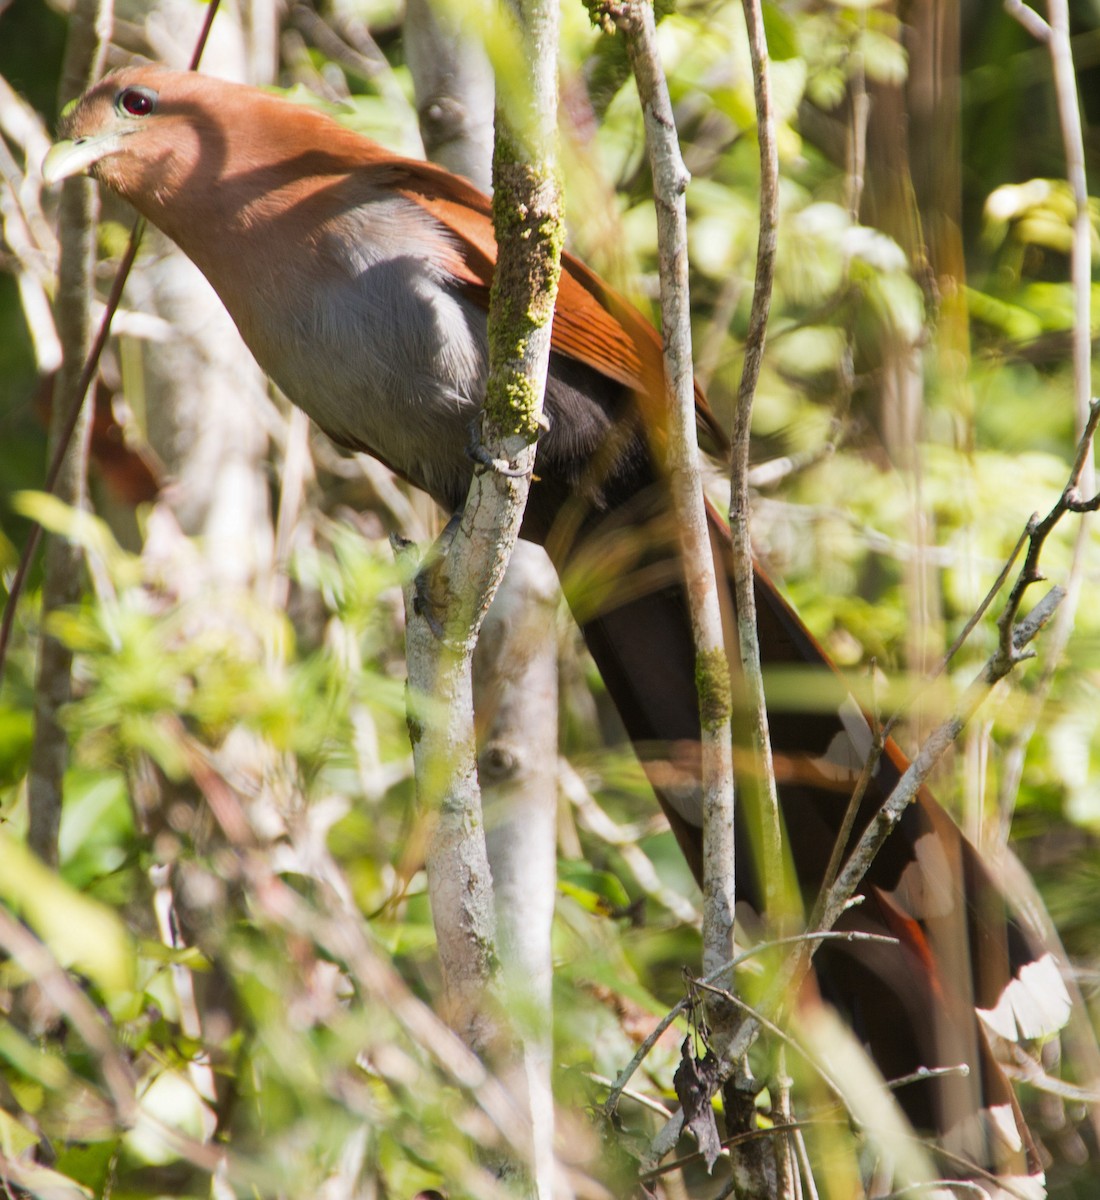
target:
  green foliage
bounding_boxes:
[0,831,133,992]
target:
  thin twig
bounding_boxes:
[819,587,1063,931]
[695,583,1065,1162]
[693,976,849,1099]
[560,759,700,926]
[773,1047,796,1199]
[0,905,137,1124]
[611,0,737,991]
[746,440,836,490]
[1004,0,1051,43]
[643,1117,844,1185]
[586,1073,673,1118]
[864,519,1033,757]
[0,0,223,679]
[995,398,1100,651]
[0,222,139,675]
[996,0,1097,852]
[806,732,884,931]
[731,0,782,918]
[166,717,536,1158]
[601,930,895,1116]
[792,1122,821,1200]
[186,1,220,70]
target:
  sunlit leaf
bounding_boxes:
[558,862,632,913]
[0,1106,39,1156]
[0,832,134,994]
[11,492,136,586]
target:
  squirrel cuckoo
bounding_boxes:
[45,67,1070,1194]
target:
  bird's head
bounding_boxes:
[47,66,165,185]
[42,66,248,205]
[42,65,389,227]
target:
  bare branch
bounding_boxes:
[601,930,895,1117]
[817,585,1063,941]
[26,0,113,866]
[1004,0,1051,41]
[608,0,737,989]
[996,0,1097,843]
[730,0,783,919]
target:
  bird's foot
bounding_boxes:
[465,420,534,479]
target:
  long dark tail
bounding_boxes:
[570,501,1067,1187]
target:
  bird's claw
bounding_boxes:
[465,422,533,479]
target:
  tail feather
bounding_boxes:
[569,500,1067,1189]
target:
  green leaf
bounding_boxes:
[558,862,632,913]
[966,287,1045,341]
[138,939,212,971]
[10,493,135,585]
[763,2,799,61]
[0,1107,39,1156]
[53,1141,119,1194]
[0,1021,73,1089]
[857,27,908,86]
[0,705,33,787]
[0,831,134,994]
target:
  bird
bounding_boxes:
[44,65,1071,1195]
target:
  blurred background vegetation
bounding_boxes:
[0,0,1099,1196]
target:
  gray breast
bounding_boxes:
[244,198,490,510]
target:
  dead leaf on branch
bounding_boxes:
[673,1036,724,1172]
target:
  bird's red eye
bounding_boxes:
[116,87,157,118]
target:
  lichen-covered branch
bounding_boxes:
[400,0,563,1065]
